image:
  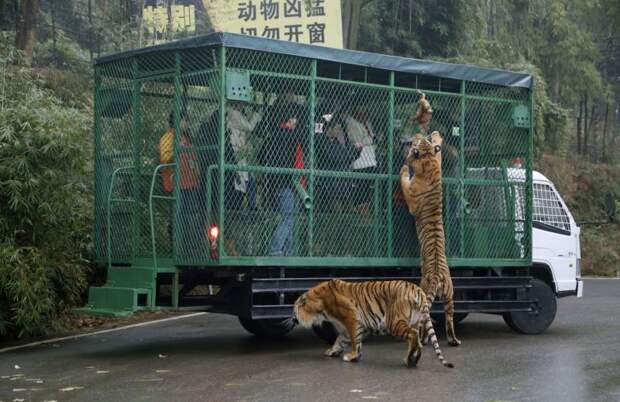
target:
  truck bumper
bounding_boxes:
[577,278,583,298]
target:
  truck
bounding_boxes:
[79,32,582,339]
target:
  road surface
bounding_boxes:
[1,279,619,402]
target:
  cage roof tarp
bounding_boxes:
[95,32,533,89]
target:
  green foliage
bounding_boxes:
[536,155,620,276]
[0,40,92,338]
[356,0,614,160]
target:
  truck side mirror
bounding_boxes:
[604,192,617,223]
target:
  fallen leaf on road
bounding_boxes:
[155,370,170,374]
[13,398,25,402]
[12,389,26,392]
[225,383,242,387]
[86,366,96,369]
[511,386,519,391]
[158,354,167,359]
[59,386,84,392]
[43,400,59,402]
[13,365,20,370]
[96,371,110,374]
[350,389,363,393]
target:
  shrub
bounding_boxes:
[0,42,92,338]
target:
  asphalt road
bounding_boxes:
[1,279,619,402]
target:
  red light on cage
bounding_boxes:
[208,225,219,241]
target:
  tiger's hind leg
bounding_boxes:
[391,319,423,368]
[444,297,461,346]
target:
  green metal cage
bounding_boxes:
[93,32,533,274]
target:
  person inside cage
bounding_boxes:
[316,111,360,212]
[159,110,202,250]
[344,100,377,213]
[258,101,306,256]
[315,111,360,255]
[226,100,262,210]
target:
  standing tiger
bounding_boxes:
[400,131,461,346]
[290,279,453,368]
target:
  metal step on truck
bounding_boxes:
[77,32,582,339]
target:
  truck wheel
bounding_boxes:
[238,316,293,338]
[503,279,557,335]
[312,322,338,344]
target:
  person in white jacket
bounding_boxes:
[226,101,262,209]
[345,103,377,210]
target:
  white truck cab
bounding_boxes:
[531,171,583,298]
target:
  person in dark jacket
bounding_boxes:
[259,102,306,256]
[315,112,360,212]
[314,112,360,256]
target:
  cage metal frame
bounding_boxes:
[93,33,534,273]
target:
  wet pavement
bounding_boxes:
[1,278,619,402]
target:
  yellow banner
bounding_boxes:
[203,0,343,48]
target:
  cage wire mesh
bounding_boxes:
[94,42,532,267]
[533,183,571,232]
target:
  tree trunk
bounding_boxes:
[348,0,362,50]
[342,0,351,47]
[577,96,583,154]
[602,101,609,162]
[408,0,412,33]
[88,0,93,61]
[97,0,107,57]
[583,94,589,156]
[587,101,597,161]
[50,0,56,51]
[14,0,39,64]
[137,0,144,48]
[0,0,5,27]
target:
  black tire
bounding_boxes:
[503,279,557,335]
[312,321,338,344]
[238,316,293,338]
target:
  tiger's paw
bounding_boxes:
[324,348,343,357]
[343,353,360,363]
[448,338,461,347]
[405,351,421,368]
[400,164,410,176]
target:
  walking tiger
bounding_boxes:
[290,279,453,368]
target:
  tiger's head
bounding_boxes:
[407,131,443,175]
[292,280,342,328]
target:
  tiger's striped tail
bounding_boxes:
[421,304,454,368]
